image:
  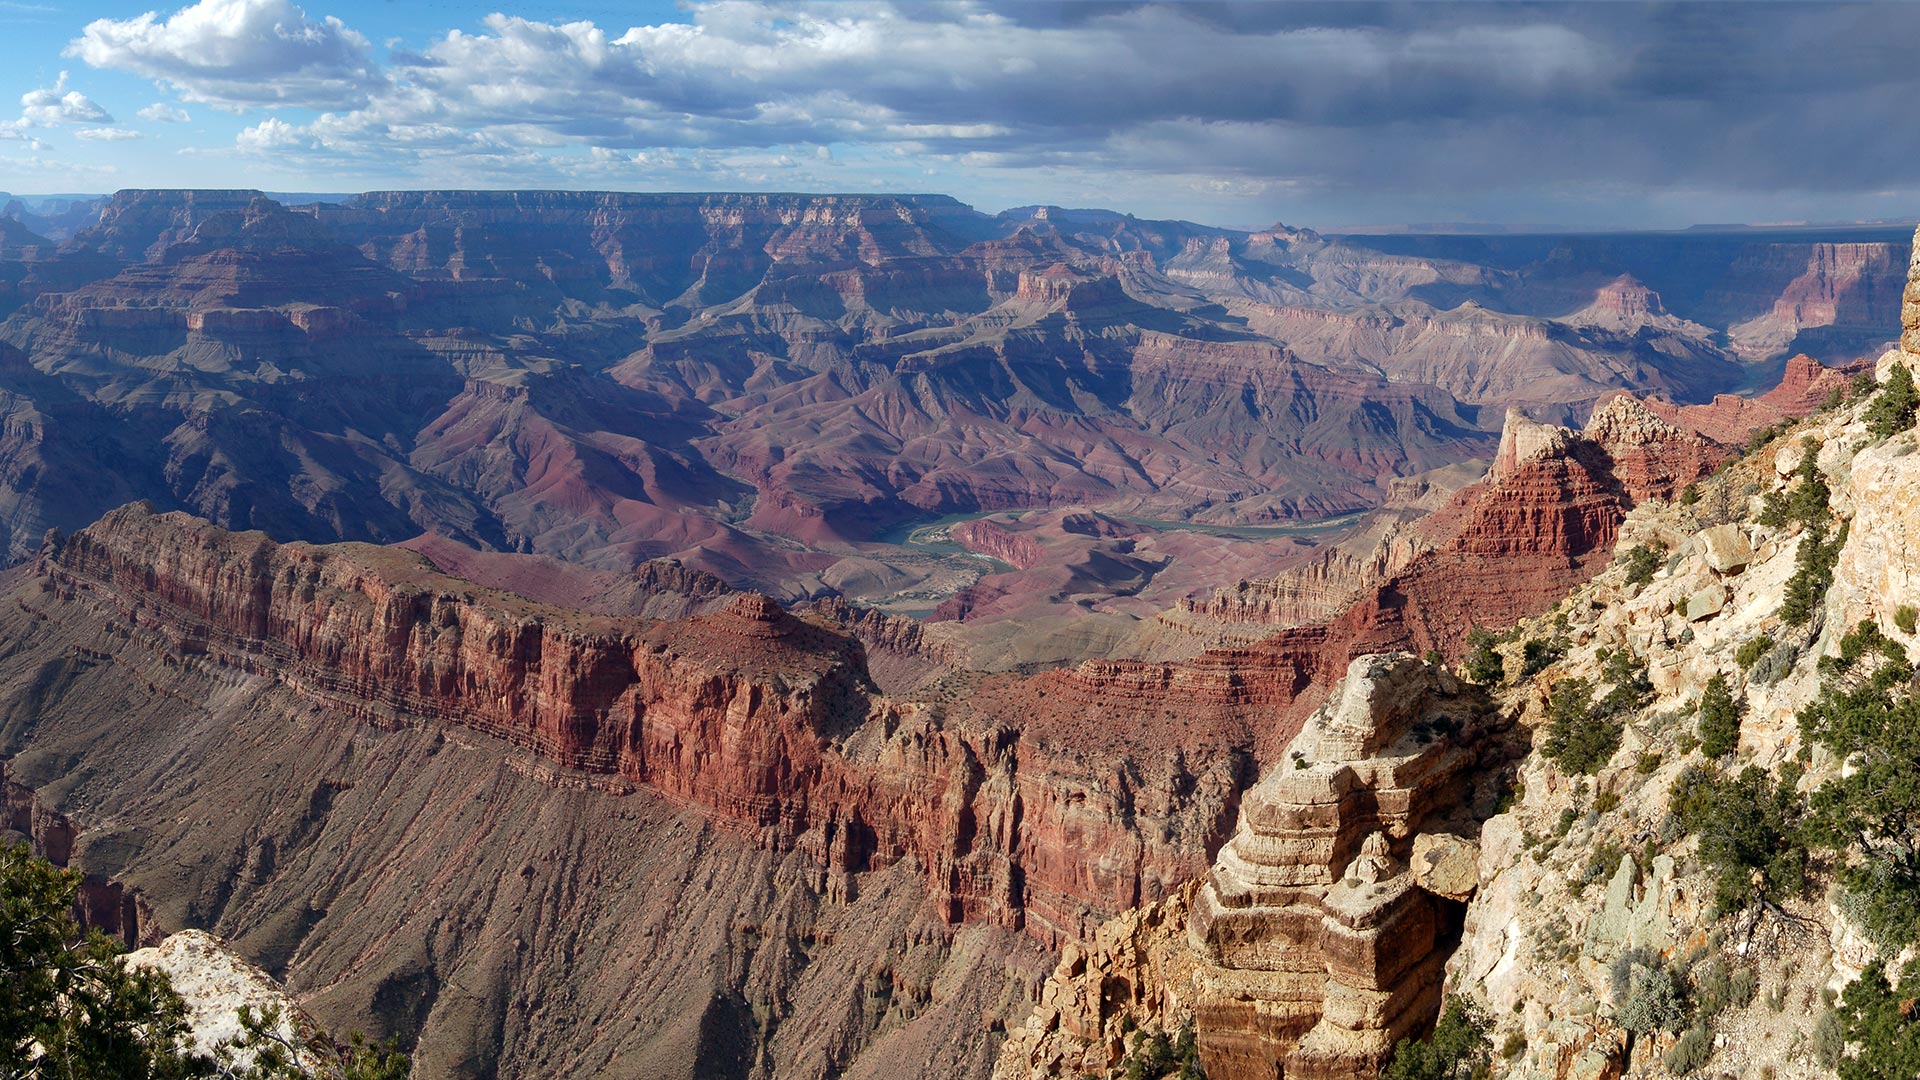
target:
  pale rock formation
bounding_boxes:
[1187,653,1497,1080]
[1410,833,1481,903]
[1694,523,1754,574]
[1685,582,1728,621]
[126,930,325,1068]
[1492,408,1577,485]
[1904,224,1920,356]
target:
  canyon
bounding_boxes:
[0,191,1905,634]
[0,188,1906,1080]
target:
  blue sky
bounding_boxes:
[3,1,1919,230]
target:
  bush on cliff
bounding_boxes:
[1620,543,1663,588]
[1802,623,1920,952]
[1757,439,1830,530]
[1520,637,1564,678]
[1696,674,1741,759]
[1831,959,1920,1080]
[1539,678,1621,775]
[1780,520,1847,626]
[1669,763,1807,916]
[1382,997,1490,1080]
[1119,1023,1203,1080]
[1463,629,1504,686]
[1865,361,1918,439]
[0,843,409,1080]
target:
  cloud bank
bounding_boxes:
[54,0,1920,225]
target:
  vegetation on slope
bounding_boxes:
[0,844,407,1080]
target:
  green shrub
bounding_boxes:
[1521,637,1564,678]
[1693,956,1732,1017]
[1897,605,1918,635]
[1865,361,1918,438]
[1618,963,1689,1035]
[1831,960,1920,1079]
[1729,966,1759,1008]
[1735,634,1774,669]
[1596,647,1652,718]
[1757,438,1830,529]
[1696,674,1741,758]
[1799,627,1920,951]
[1620,543,1662,587]
[1463,627,1504,687]
[1669,763,1807,916]
[1662,1026,1713,1075]
[1382,998,1490,1080]
[1120,1022,1204,1080]
[1539,678,1621,775]
[1781,520,1847,626]
[1678,483,1701,506]
[1852,369,1879,400]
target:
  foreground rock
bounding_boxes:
[1188,654,1502,1080]
[127,930,326,1068]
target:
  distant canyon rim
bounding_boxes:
[0,189,1905,674]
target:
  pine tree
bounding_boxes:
[1865,362,1918,438]
[1696,674,1740,758]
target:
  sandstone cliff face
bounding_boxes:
[994,655,1504,1080]
[35,502,1244,949]
[1188,655,1498,1080]
[1905,224,1920,355]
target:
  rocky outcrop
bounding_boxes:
[1583,394,1723,502]
[1187,654,1498,1080]
[1646,353,1855,445]
[993,885,1203,1080]
[127,931,327,1068]
[1905,224,1920,355]
[951,519,1045,570]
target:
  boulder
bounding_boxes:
[1410,833,1481,901]
[1694,524,1753,574]
[1685,583,1727,622]
[1775,439,1808,478]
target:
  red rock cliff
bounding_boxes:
[41,504,1240,944]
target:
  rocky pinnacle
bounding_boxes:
[1905,223,1920,355]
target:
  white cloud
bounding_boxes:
[19,72,111,125]
[138,103,191,123]
[67,0,383,110]
[235,116,304,151]
[75,127,142,141]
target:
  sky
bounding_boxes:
[1,0,1918,230]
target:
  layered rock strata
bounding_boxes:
[35,502,1239,946]
[1187,654,1498,1080]
[1906,224,1920,355]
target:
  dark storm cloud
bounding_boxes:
[66,0,1920,223]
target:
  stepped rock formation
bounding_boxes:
[1186,655,1497,1080]
[1580,394,1721,502]
[1906,224,1920,355]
